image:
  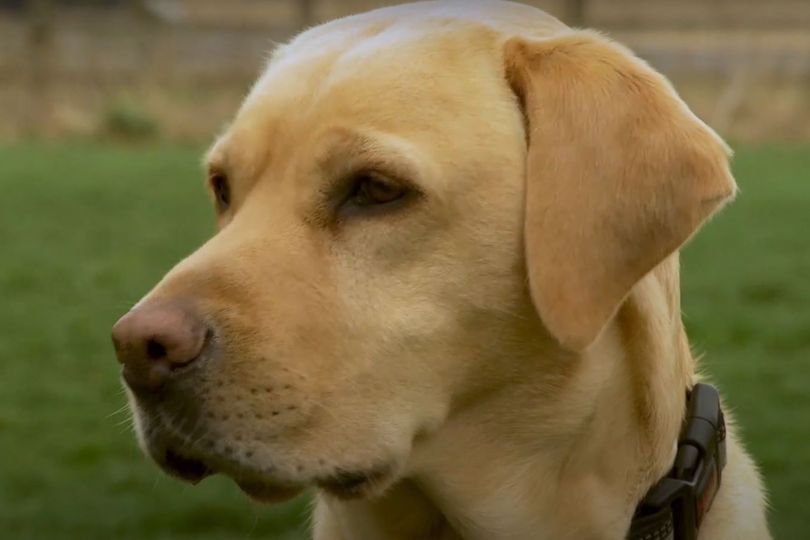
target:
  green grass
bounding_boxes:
[0,142,807,539]
[680,144,810,538]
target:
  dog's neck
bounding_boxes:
[321,257,692,540]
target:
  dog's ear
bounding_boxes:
[504,31,736,351]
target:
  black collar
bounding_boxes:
[627,383,727,540]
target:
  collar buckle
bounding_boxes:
[628,383,727,540]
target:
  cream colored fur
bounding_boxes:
[124,2,770,539]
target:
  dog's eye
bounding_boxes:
[345,172,407,208]
[210,173,231,212]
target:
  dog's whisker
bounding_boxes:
[105,402,132,420]
[114,416,135,429]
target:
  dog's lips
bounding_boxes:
[153,437,393,502]
[161,449,214,484]
[156,447,302,502]
[316,466,393,500]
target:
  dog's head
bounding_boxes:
[112,2,735,502]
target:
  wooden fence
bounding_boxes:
[1,0,809,140]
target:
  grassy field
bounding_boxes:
[0,142,807,539]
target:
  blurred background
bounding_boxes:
[0,1,807,539]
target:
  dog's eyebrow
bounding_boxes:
[315,128,425,187]
[202,143,229,181]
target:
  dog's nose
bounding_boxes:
[112,302,208,393]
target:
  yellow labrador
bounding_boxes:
[112,2,770,539]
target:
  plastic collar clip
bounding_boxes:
[630,383,727,540]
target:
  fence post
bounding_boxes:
[26,0,55,137]
[131,0,160,81]
[299,0,315,29]
[565,0,587,27]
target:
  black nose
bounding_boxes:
[112,301,208,393]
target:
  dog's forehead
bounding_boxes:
[247,2,563,107]
[245,20,484,118]
[212,2,565,174]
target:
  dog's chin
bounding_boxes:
[234,479,304,504]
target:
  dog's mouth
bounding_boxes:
[158,447,392,502]
[157,448,303,502]
[316,466,394,499]
[163,449,214,484]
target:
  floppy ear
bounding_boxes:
[504,31,736,351]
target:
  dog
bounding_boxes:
[111,2,770,538]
